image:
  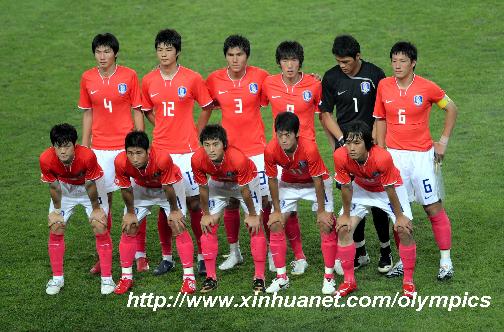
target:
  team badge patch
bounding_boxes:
[118,83,128,95]
[178,86,187,97]
[249,83,258,94]
[298,160,308,169]
[414,95,423,106]
[302,90,312,102]
[360,81,371,94]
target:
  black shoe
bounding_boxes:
[253,279,265,293]
[153,260,174,276]
[200,277,217,293]
[378,253,393,273]
[198,260,207,277]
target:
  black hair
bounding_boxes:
[200,124,228,148]
[390,41,417,63]
[275,41,304,68]
[342,121,373,151]
[92,33,119,55]
[332,34,360,58]
[155,29,182,55]
[125,131,150,151]
[274,112,300,135]
[50,123,78,146]
[223,35,250,58]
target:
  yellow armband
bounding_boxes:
[436,95,452,110]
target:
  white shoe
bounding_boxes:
[101,278,116,295]
[290,259,308,275]
[266,277,290,293]
[437,263,454,281]
[334,259,344,276]
[386,260,404,278]
[322,278,336,295]
[218,250,243,270]
[46,278,64,295]
[268,251,276,272]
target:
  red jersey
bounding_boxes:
[39,145,103,185]
[114,148,182,189]
[141,66,213,153]
[261,73,321,142]
[264,137,329,184]
[191,146,257,186]
[373,75,446,151]
[206,66,268,156]
[333,145,403,192]
[78,65,142,150]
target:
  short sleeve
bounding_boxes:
[85,150,103,181]
[40,153,57,183]
[114,154,132,188]
[158,153,183,185]
[373,81,386,119]
[333,148,352,185]
[191,151,208,186]
[141,76,153,111]
[78,75,92,110]
[129,71,142,108]
[319,72,335,113]
[264,143,278,178]
[306,144,327,177]
[193,74,213,108]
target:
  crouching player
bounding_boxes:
[39,123,114,295]
[265,112,336,294]
[192,125,267,293]
[114,131,196,294]
[333,121,417,298]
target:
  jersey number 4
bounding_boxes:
[104,98,112,113]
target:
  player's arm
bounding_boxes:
[198,184,215,234]
[313,176,333,230]
[384,184,412,235]
[81,109,93,147]
[434,97,458,162]
[144,110,155,126]
[240,183,260,234]
[375,119,387,148]
[320,112,344,149]
[336,183,353,233]
[48,180,64,228]
[162,184,185,233]
[133,107,145,131]
[319,113,336,151]
[120,186,139,233]
[84,179,106,224]
[197,108,213,134]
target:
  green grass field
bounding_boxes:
[1,0,503,330]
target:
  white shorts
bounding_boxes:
[277,178,334,214]
[389,148,439,205]
[171,152,199,197]
[48,179,109,223]
[124,180,187,222]
[93,149,122,193]
[338,182,413,223]
[208,177,262,216]
[249,154,270,198]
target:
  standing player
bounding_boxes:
[141,29,214,276]
[333,121,417,297]
[39,124,114,295]
[264,112,336,295]
[191,125,267,293]
[319,35,393,274]
[374,41,457,280]
[78,33,145,274]
[113,131,196,294]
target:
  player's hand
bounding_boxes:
[48,210,64,228]
[90,208,107,226]
[122,212,139,233]
[168,209,186,234]
[336,214,352,233]
[309,72,322,81]
[267,211,283,228]
[393,215,413,236]
[200,214,216,234]
[245,214,260,235]
[433,141,447,163]
[317,210,334,230]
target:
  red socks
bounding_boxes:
[269,231,287,270]
[107,209,112,231]
[399,243,417,284]
[119,233,137,268]
[428,209,452,250]
[176,231,194,268]
[48,233,65,276]
[262,206,271,240]
[200,224,219,279]
[95,231,113,277]
[321,230,337,270]
[338,243,356,283]
[157,211,173,256]
[189,209,203,254]
[250,228,267,280]
[285,213,305,260]
[136,218,147,254]
[393,229,401,249]
[223,208,240,244]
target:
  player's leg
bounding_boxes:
[335,212,362,297]
[153,209,174,276]
[265,212,290,293]
[135,217,149,272]
[220,198,243,271]
[371,207,393,273]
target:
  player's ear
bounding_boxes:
[114,51,119,61]
[355,53,361,61]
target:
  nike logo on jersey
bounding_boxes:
[218,90,228,95]
[386,100,394,104]
[150,93,159,98]
[90,90,98,95]
[271,96,281,99]
[424,194,433,200]
[337,90,347,96]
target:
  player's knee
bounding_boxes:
[168,221,182,237]
[269,221,283,233]
[187,196,200,211]
[423,201,442,216]
[91,219,107,235]
[337,228,352,243]
[227,197,240,210]
[124,224,138,236]
[397,229,414,245]
[261,197,270,209]
[50,223,65,235]
[319,222,331,234]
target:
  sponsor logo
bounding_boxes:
[385,100,394,104]
[337,90,347,96]
[218,90,227,95]
[271,95,281,99]
[90,90,98,95]
[150,92,159,98]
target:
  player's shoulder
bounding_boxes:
[361,60,385,75]
[378,76,396,87]
[81,67,98,80]
[333,145,349,161]
[370,145,392,162]
[40,147,56,162]
[116,65,138,77]
[301,73,321,87]
[300,138,320,154]
[191,147,206,162]
[208,67,227,79]
[179,65,204,80]
[75,144,96,159]
[153,149,173,168]
[264,138,279,154]
[142,68,160,82]
[226,145,246,157]
[248,66,269,79]
[323,65,344,80]
[263,73,282,86]
[413,74,439,88]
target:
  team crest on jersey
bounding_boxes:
[249,83,258,94]
[178,86,187,97]
[226,171,237,177]
[360,82,371,94]
[372,171,380,177]
[414,95,423,106]
[118,83,128,95]
[298,160,308,169]
[302,90,312,102]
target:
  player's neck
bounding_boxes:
[356,151,369,165]
[348,60,362,77]
[160,63,179,79]
[98,64,117,78]
[396,73,415,89]
[282,72,302,86]
[227,67,246,81]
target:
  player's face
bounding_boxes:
[226,47,248,75]
[94,45,116,71]
[276,130,298,154]
[280,57,301,80]
[203,139,225,163]
[345,136,367,162]
[391,52,416,80]
[336,54,360,76]
[54,142,75,165]
[156,43,179,67]
[126,147,149,169]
